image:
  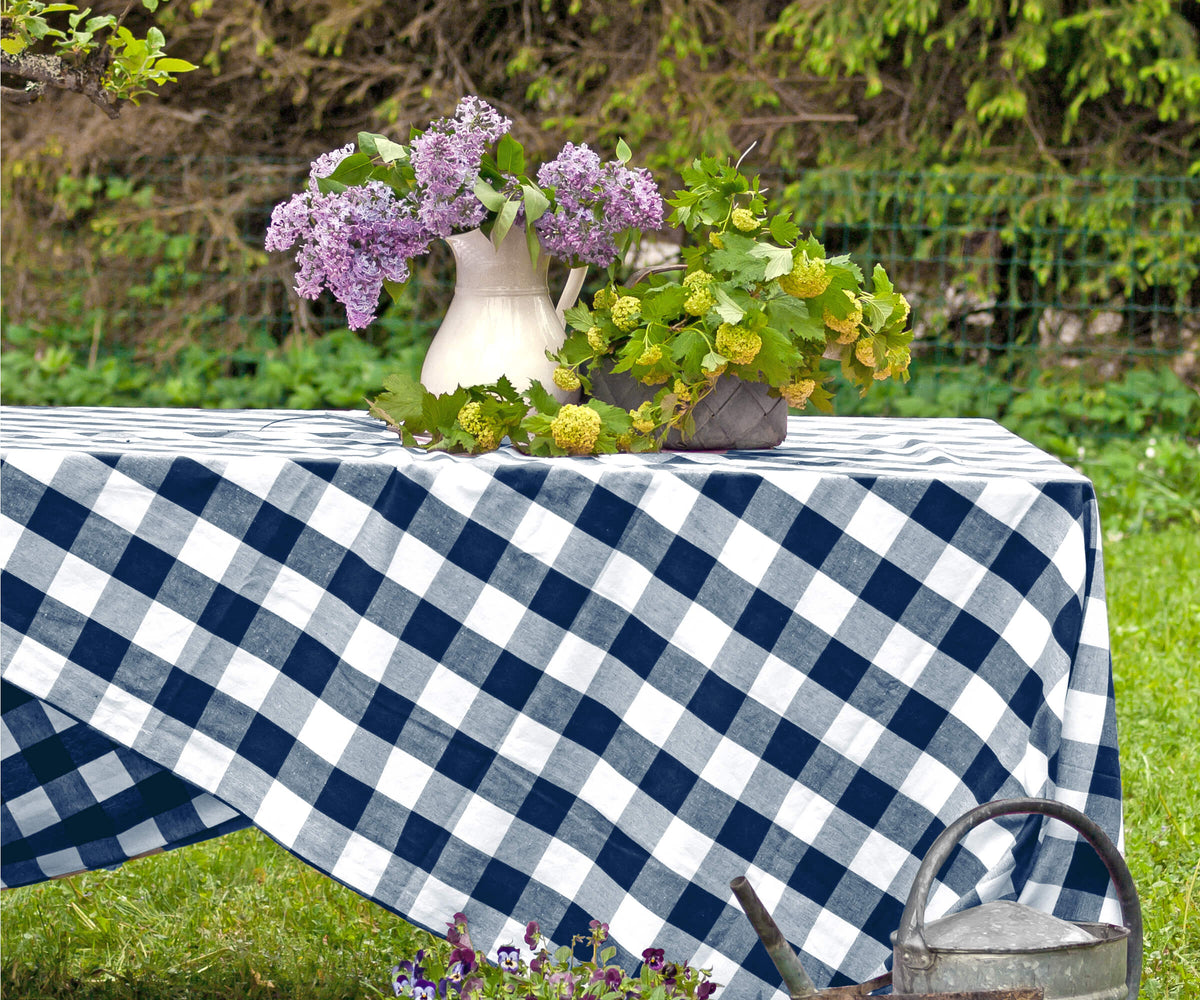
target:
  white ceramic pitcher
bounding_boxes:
[419,226,587,402]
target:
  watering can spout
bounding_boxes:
[730,876,819,999]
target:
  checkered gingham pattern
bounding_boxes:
[0,407,1122,992]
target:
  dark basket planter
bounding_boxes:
[588,364,788,451]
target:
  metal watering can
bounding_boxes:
[734,797,1142,1000]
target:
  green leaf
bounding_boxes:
[639,284,687,323]
[365,133,408,163]
[141,0,160,10]
[712,286,746,323]
[521,182,550,224]
[769,213,801,244]
[374,372,428,423]
[615,137,633,164]
[325,152,375,187]
[382,278,409,303]
[489,198,521,247]
[563,302,594,332]
[526,379,561,416]
[496,133,525,175]
[749,242,796,281]
[152,58,197,73]
[766,295,826,343]
[473,177,508,213]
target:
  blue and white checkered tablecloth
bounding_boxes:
[0,406,1121,992]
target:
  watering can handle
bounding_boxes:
[894,797,1142,1000]
[556,266,589,323]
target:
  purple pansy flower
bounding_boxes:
[497,944,522,972]
[641,947,665,972]
[524,920,540,948]
[412,978,439,1000]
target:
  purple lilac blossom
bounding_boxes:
[534,142,664,267]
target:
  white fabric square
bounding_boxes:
[875,622,938,686]
[623,681,686,748]
[974,480,1039,528]
[463,584,526,650]
[117,818,167,857]
[1062,688,1110,745]
[669,601,733,667]
[377,745,435,809]
[898,752,961,817]
[416,665,479,730]
[952,674,1011,743]
[717,518,779,589]
[843,491,909,556]
[37,847,85,880]
[176,518,240,582]
[215,648,280,712]
[386,532,444,599]
[1001,599,1052,666]
[297,699,358,765]
[219,454,288,501]
[426,463,494,520]
[1013,741,1050,795]
[740,864,788,916]
[849,829,911,891]
[591,550,654,613]
[795,571,858,635]
[510,504,581,568]
[340,616,398,683]
[4,635,68,700]
[498,713,560,777]
[132,600,196,664]
[452,795,515,857]
[1052,520,1087,594]
[652,816,714,881]
[260,564,326,630]
[579,758,638,822]
[531,836,595,900]
[9,785,58,837]
[822,703,885,768]
[747,653,805,714]
[89,469,155,536]
[544,633,607,692]
[609,894,666,961]
[925,544,989,609]
[91,685,154,749]
[639,477,698,535]
[46,552,110,618]
[699,737,760,800]
[802,907,859,973]
[255,779,313,848]
[332,831,393,896]
[1079,594,1110,651]
[174,728,237,795]
[307,485,373,550]
[410,874,471,934]
[77,751,135,801]
[776,786,835,845]
[0,515,21,572]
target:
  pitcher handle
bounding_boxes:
[556,266,588,322]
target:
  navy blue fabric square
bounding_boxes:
[837,770,895,828]
[197,584,260,646]
[575,488,637,547]
[238,714,294,776]
[940,609,996,671]
[481,652,541,712]
[735,589,791,652]
[668,882,725,941]
[553,901,596,947]
[888,688,943,751]
[61,802,113,843]
[26,488,90,553]
[358,685,415,745]
[655,536,717,601]
[1007,669,1044,728]
[314,768,374,829]
[787,846,839,906]
[688,672,741,733]
[396,810,452,868]
[436,733,493,793]
[909,481,974,543]
[112,536,176,599]
[640,750,695,813]
[327,551,385,615]
[155,669,215,729]
[859,558,922,620]
[283,633,340,696]
[376,470,427,531]
[595,824,648,890]
[1041,481,1086,519]
[295,460,339,483]
[491,464,548,503]
[156,459,222,516]
[474,856,526,914]
[807,639,871,703]
[991,531,1051,595]
[401,600,459,662]
[1053,598,1083,654]
[1,571,45,636]
[960,742,1006,801]
[448,521,510,581]
[136,768,199,812]
[608,618,667,679]
[700,474,759,518]
[241,502,306,563]
[762,718,819,776]
[716,800,772,859]
[70,620,129,683]
[781,506,839,568]
[563,696,621,757]
[19,734,76,785]
[516,776,573,835]
[529,568,589,629]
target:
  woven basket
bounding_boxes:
[589,365,788,451]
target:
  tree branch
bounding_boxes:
[0,48,121,118]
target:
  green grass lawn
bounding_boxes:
[2,520,1197,998]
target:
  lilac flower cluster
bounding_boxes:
[265,145,431,329]
[266,97,664,329]
[535,143,665,267]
